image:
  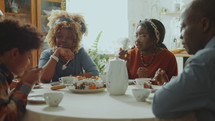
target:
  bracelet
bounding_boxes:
[50,55,59,62]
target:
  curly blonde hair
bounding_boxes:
[45,10,87,53]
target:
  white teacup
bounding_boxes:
[133,78,152,88]
[43,92,64,107]
[59,76,78,85]
[132,88,151,102]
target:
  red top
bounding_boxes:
[127,48,178,79]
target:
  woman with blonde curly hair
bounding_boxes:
[39,10,99,83]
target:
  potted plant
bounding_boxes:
[88,31,109,76]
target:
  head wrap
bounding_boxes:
[53,17,86,33]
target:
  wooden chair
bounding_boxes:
[155,112,197,121]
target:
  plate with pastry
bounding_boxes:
[68,87,105,93]
[68,77,105,93]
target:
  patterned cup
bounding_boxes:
[43,92,63,107]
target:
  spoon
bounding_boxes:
[62,60,70,70]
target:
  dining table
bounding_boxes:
[22,83,155,121]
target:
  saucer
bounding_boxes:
[28,94,46,104]
[69,88,105,93]
[33,83,43,89]
[145,98,153,104]
[145,93,154,104]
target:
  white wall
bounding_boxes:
[127,0,159,46]
[66,0,128,55]
[66,0,193,49]
[127,0,192,74]
[127,0,193,50]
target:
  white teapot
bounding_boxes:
[106,57,128,95]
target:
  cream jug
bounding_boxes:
[106,57,128,95]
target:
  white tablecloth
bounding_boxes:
[22,84,155,121]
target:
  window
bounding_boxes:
[66,0,128,55]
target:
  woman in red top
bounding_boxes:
[119,19,177,83]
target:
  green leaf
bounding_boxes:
[88,31,109,75]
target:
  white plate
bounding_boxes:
[33,84,42,89]
[128,79,135,84]
[129,78,155,85]
[149,78,156,81]
[145,93,154,103]
[28,95,46,104]
[69,88,105,93]
[145,98,153,104]
[151,84,162,90]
